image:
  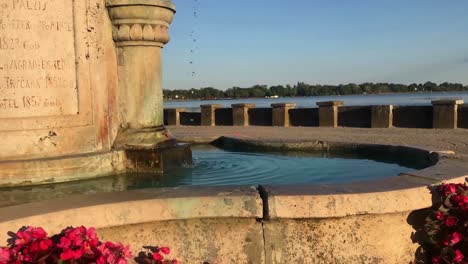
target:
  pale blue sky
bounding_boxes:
[162,0,468,90]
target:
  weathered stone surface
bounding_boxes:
[272,103,295,127]
[316,101,344,107]
[0,0,112,161]
[264,213,418,264]
[371,105,393,128]
[432,99,464,129]
[0,0,187,185]
[0,0,77,119]
[99,219,265,264]
[166,108,186,126]
[232,103,255,126]
[432,99,464,105]
[0,185,263,239]
[201,104,221,126]
[317,101,343,127]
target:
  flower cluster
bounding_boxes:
[425,181,467,264]
[0,227,52,264]
[134,246,179,264]
[0,226,177,264]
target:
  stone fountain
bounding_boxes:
[0,0,190,186]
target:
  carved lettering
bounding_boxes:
[5,59,65,71]
[0,0,77,118]
[11,0,48,11]
[0,37,40,50]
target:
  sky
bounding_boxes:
[162,0,468,90]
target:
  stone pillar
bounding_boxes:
[317,101,343,128]
[272,103,296,127]
[232,104,255,126]
[371,105,393,128]
[107,0,176,147]
[166,108,186,126]
[107,1,192,173]
[201,104,221,126]
[432,99,464,129]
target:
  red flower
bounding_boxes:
[443,184,457,195]
[57,237,71,249]
[444,216,458,227]
[432,256,441,264]
[0,247,10,263]
[30,227,47,239]
[153,252,164,261]
[160,247,170,255]
[14,228,32,246]
[450,232,463,245]
[452,195,466,207]
[454,250,464,263]
[436,212,444,220]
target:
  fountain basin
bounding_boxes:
[0,138,466,263]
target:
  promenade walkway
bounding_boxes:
[168,126,468,156]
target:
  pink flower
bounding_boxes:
[86,227,99,247]
[39,239,52,251]
[160,247,170,255]
[97,241,132,264]
[15,228,32,245]
[122,246,132,258]
[450,232,462,245]
[60,248,84,261]
[454,250,464,263]
[153,252,164,261]
[444,216,458,227]
[57,237,71,249]
[0,247,11,263]
[436,212,444,220]
[30,227,47,239]
[432,256,441,264]
[452,195,466,207]
[443,184,457,195]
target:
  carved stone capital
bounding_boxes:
[106,0,176,47]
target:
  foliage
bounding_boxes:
[424,181,467,264]
[0,226,178,264]
[163,82,468,100]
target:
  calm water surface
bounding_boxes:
[155,145,415,186]
[0,145,416,207]
[164,92,468,111]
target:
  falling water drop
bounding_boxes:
[189,0,199,78]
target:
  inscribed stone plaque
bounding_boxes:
[0,0,78,118]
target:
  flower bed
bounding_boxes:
[423,180,467,264]
[0,226,177,264]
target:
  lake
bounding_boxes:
[164,91,468,111]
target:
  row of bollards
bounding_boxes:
[166,99,465,129]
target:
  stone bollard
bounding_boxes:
[371,105,393,128]
[166,108,186,126]
[432,99,464,129]
[271,103,296,127]
[316,101,343,128]
[201,104,222,126]
[232,104,255,126]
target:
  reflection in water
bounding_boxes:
[0,145,417,207]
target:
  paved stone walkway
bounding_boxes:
[168,126,468,155]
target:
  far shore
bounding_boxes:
[163,90,468,102]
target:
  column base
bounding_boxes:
[0,127,193,187]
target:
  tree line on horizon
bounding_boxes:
[163,81,468,100]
